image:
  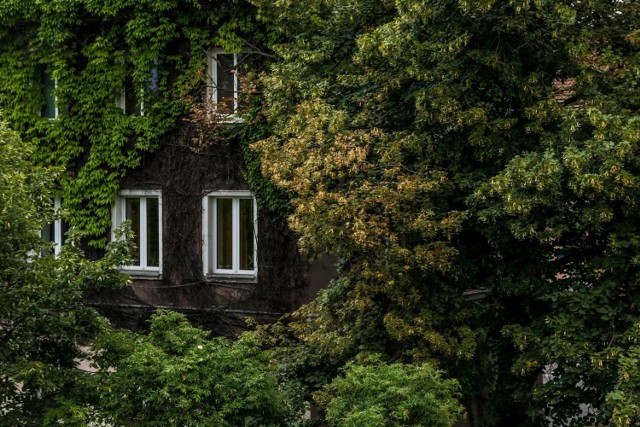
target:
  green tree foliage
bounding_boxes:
[0,116,130,425]
[0,0,271,244]
[315,356,463,427]
[251,0,640,424]
[90,310,295,426]
[606,342,640,426]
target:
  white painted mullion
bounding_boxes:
[54,79,59,119]
[140,197,148,269]
[157,195,162,272]
[119,197,126,235]
[253,196,258,273]
[202,197,209,275]
[212,54,219,104]
[54,221,62,255]
[140,89,145,117]
[54,197,62,255]
[233,54,238,112]
[213,198,218,272]
[232,198,239,273]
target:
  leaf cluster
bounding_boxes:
[0,0,271,245]
[0,116,131,425]
[90,310,296,426]
[250,0,640,424]
[315,355,463,427]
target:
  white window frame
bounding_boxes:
[207,50,242,115]
[41,197,65,255]
[116,86,144,116]
[115,87,127,112]
[51,197,63,255]
[115,61,152,116]
[112,190,162,275]
[202,191,257,277]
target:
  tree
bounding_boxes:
[90,310,296,426]
[0,115,131,425]
[251,0,640,425]
[315,356,463,427]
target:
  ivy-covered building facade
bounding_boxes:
[0,1,331,332]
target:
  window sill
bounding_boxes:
[120,268,163,280]
[206,111,245,124]
[221,114,244,124]
[205,273,257,284]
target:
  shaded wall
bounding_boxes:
[87,125,325,334]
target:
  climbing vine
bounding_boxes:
[0,0,277,245]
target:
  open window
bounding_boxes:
[112,190,162,275]
[202,191,257,278]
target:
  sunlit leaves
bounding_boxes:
[0,117,131,424]
[0,0,266,244]
[253,0,640,424]
[317,356,463,427]
[92,311,295,426]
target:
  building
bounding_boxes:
[0,1,333,334]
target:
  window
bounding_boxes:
[116,62,158,116]
[116,74,142,116]
[207,50,252,114]
[41,197,68,256]
[112,190,162,274]
[202,191,257,277]
[41,70,57,119]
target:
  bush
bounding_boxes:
[92,310,295,426]
[315,356,463,427]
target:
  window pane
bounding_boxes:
[146,197,159,267]
[149,63,159,92]
[42,222,55,243]
[124,75,141,116]
[216,198,233,270]
[125,198,141,265]
[239,199,254,270]
[216,54,235,112]
[61,220,69,246]
[41,222,55,256]
[41,71,56,118]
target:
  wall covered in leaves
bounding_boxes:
[0,0,279,245]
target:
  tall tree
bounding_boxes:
[251,0,640,425]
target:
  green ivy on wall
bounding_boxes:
[0,0,279,245]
